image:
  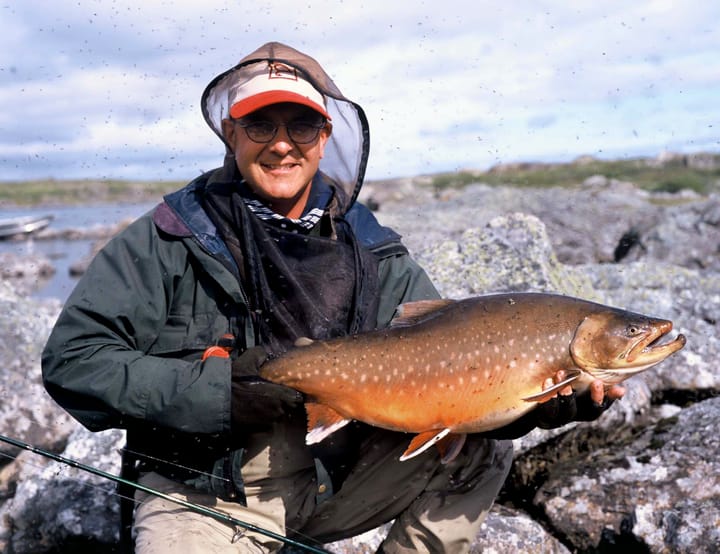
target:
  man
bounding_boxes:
[42,42,621,553]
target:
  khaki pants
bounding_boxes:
[133,426,512,554]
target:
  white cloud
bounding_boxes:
[1,0,719,181]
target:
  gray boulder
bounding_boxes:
[1,181,718,553]
[0,281,72,457]
[536,397,720,552]
[0,427,124,553]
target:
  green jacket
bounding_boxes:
[41,170,439,490]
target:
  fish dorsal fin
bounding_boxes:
[304,402,352,445]
[521,371,582,402]
[399,429,451,461]
[437,433,467,464]
[391,299,457,328]
[294,337,315,347]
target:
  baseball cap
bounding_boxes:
[228,61,330,120]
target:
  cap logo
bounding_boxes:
[268,62,299,82]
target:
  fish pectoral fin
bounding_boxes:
[399,429,451,462]
[437,433,467,464]
[305,402,352,445]
[521,371,582,403]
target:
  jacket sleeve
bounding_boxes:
[41,215,232,436]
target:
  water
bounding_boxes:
[0,202,158,302]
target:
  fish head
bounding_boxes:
[569,310,686,384]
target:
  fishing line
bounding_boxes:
[0,433,333,554]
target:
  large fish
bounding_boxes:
[259,293,686,463]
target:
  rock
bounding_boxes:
[414,212,597,300]
[0,427,125,553]
[535,397,720,552]
[472,504,571,553]
[0,281,72,459]
[0,181,718,553]
[0,253,56,297]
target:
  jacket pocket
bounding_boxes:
[147,311,229,359]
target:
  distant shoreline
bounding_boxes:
[1,151,719,207]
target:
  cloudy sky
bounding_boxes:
[1,0,718,183]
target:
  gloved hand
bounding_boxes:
[231,346,304,430]
[482,371,624,440]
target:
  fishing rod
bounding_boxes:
[0,433,332,554]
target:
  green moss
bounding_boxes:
[425,154,720,194]
[2,153,719,206]
[0,179,185,206]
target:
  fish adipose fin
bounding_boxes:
[399,429,451,461]
[521,371,582,402]
[305,402,352,445]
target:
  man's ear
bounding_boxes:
[221,118,236,147]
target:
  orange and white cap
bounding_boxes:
[228,61,330,120]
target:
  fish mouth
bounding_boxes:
[625,320,686,366]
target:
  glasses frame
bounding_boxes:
[232,118,327,144]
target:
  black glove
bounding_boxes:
[482,391,616,440]
[230,346,304,430]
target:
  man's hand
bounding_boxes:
[536,369,625,428]
[230,346,304,430]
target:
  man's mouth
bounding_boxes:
[262,162,300,171]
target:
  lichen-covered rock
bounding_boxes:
[0,427,125,553]
[0,281,73,458]
[1,181,718,553]
[535,397,720,552]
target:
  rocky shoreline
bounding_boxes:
[0,176,718,553]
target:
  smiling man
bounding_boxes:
[42,42,621,553]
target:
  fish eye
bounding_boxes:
[627,325,641,335]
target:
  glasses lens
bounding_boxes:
[287,122,323,144]
[243,121,276,142]
[237,119,325,144]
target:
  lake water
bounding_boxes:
[0,202,159,302]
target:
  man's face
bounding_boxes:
[222,103,331,218]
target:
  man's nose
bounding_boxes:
[268,126,294,154]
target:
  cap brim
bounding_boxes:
[229,91,330,120]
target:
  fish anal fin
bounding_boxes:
[294,337,315,347]
[391,299,457,327]
[522,371,582,402]
[305,402,352,445]
[437,432,467,464]
[399,429,451,461]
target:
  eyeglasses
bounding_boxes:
[233,118,327,144]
